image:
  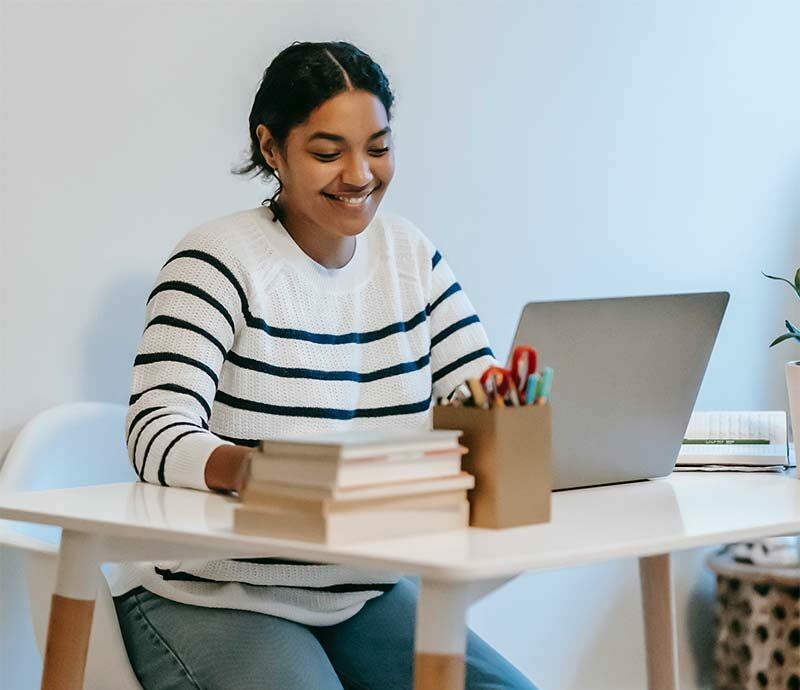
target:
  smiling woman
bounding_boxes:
[234,41,397,269]
[113,40,537,690]
[255,89,395,268]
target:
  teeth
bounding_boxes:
[331,193,370,205]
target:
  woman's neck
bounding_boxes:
[278,202,356,269]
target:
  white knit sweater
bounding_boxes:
[109,205,496,625]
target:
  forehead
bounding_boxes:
[293,90,390,143]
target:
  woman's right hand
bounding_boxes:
[205,444,253,495]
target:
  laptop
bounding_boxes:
[508,291,729,490]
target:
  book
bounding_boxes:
[675,464,787,473]
[677,446,790,467]
[249,446,468,489]
[257,429,463,461]
[678,411,790,467]
[242,472,476,513]
[233,497,470,545]
[242,487,468,516]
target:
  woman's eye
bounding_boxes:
[312,147,390,162]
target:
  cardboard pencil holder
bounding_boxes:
[433,403,552,529]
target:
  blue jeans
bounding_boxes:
[114,577,538,690]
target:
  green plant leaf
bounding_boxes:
[787,320,800,335]
[762,271,800,299]
[796,267,800,292]
[769,332,800,348]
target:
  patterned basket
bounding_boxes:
[707,551,800,690]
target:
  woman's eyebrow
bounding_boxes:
[307,127,392,143]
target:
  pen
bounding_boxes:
[449,382,472,405]
[506,383,520,407]
[466,378,489,409]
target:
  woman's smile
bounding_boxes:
[322,185,379,210]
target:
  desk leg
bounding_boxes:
[639,553,678,690]
[413,579,470,690]
[40,530,101,690]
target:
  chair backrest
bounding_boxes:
[1,401,135,545]
[1,401,134,492]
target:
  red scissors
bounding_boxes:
[479,366,516,407]
[509,345,538,398]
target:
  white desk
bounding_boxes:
[2,472,800,690]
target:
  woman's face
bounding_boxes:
[258,90,395,238]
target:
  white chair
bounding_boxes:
[0,402,143,689]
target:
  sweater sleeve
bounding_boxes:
[427,247,498,400]
[124,228,247,490]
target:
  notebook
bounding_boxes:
[677,411,790,468]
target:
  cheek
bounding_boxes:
[374,154,395,183]
[291,160,337,192]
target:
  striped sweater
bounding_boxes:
[109,205,496,625]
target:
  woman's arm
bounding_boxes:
[125,229,247,492]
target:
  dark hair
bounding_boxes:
[231,41,395,222]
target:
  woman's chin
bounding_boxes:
[321,206,379,236]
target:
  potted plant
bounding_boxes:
[763,268,800,456]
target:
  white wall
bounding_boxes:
[2,1,799,688]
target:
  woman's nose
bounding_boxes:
[341,155,373,187]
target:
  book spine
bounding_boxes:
[682,439,771,445]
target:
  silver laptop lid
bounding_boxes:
[509,292,729,490]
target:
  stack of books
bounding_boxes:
[234,429,473,544]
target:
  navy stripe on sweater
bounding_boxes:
[148,281,235,334]
[431,347,493,384]
[140,421,199,481]
[158,429,205,486]
[126,406,164,444]
[132,412,176,466]
[225,350,430,383]
[214,391,432,420]
[256,308,429,345]
[145,315,227,358]
[216,433,260,447]
[130,383,212,418]
[430,314,480,349]
[134,352,219,387]
[431,250,442,270]
[427,282,461,315]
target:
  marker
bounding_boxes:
[525,373,540,405]
[535,367,554,406]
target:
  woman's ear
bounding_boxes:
[255,124,278,169]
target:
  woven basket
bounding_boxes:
[707,551,800,690]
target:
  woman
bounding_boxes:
[114,40,538,690]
